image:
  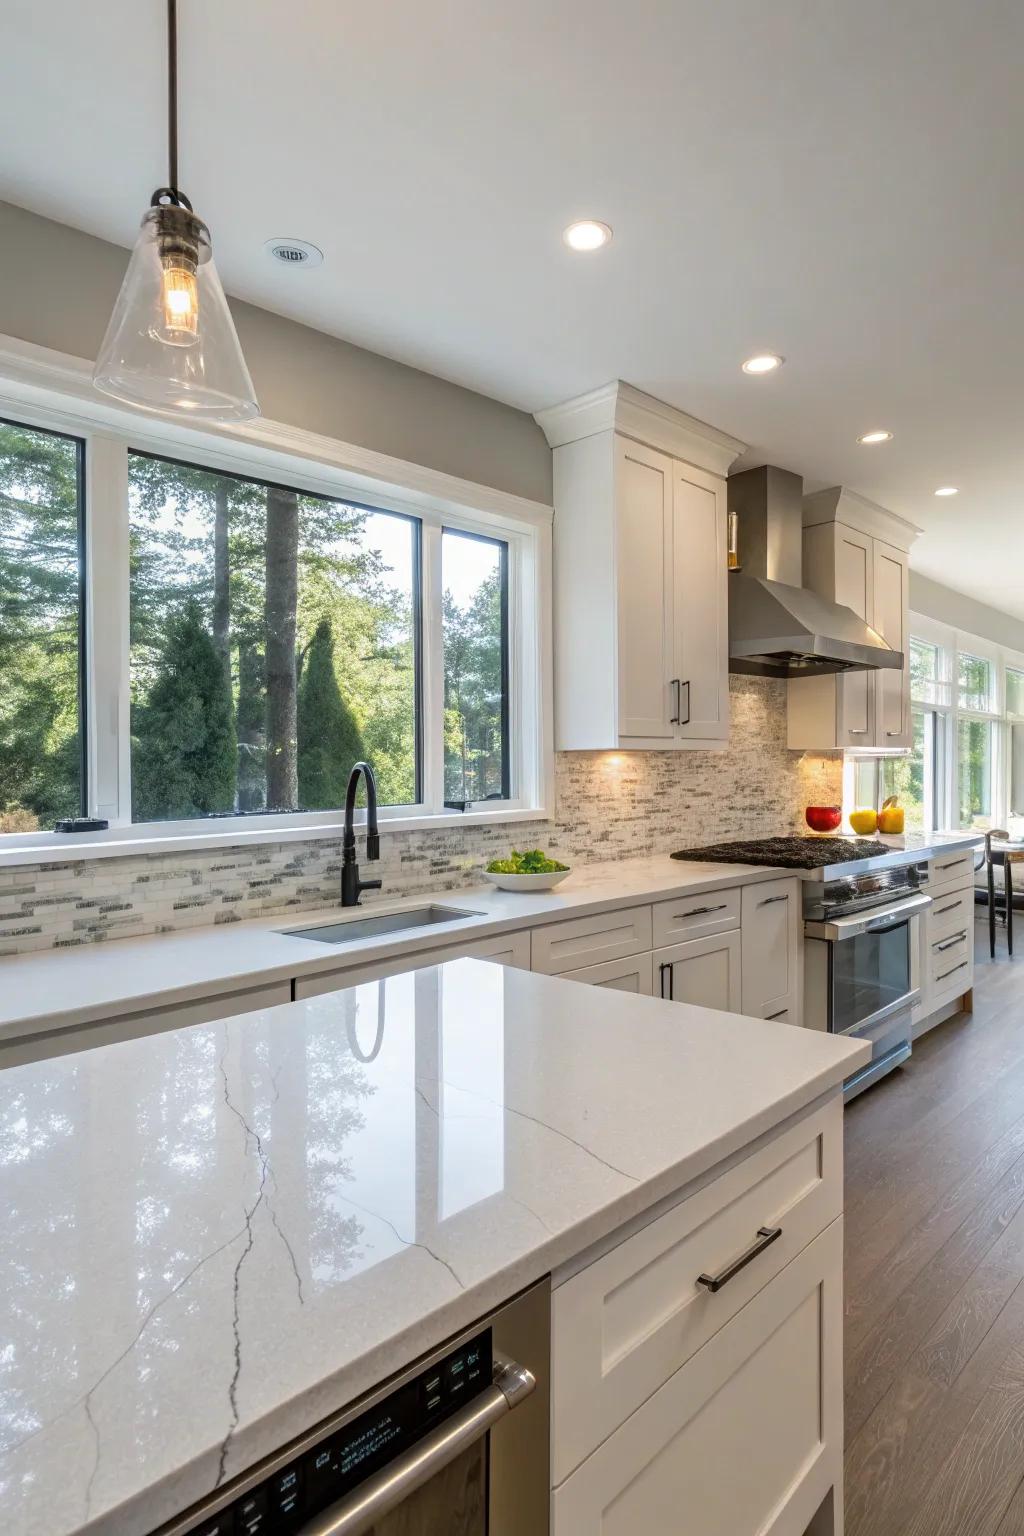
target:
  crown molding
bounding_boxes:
[0,334,554,530]
[802,485,922,549]
[535,380,746,478]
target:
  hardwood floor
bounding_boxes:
[844,921,1024,1535]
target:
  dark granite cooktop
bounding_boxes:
[671,836,894,870]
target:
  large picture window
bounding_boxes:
[0,418,84,834]
[0,394,549,855]
[128,453,419,821]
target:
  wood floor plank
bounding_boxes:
[845,1144,1024,1439]
[844,939,1024,1536]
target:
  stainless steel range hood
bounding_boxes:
[727,465,902,679]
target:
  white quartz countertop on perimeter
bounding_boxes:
[0,853,784,1040]
[0,958,868,1536]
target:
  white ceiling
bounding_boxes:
[4,0,1024,618]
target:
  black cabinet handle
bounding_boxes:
[696,1226,782,1293]
[659,962,674,1001]
[936,960,969,984]
[669,678,681,724]
[934,900,961,916]
[766,1008,790,1020]
[676,903,728,919]
[680,679,690,726]
[933,931,967,953]
[758,894,789,908]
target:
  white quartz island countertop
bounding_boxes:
[0,958,868,1536]
[0,834,984,1044]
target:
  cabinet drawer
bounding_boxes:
[740,877,799,1022]
[652,887,740,946]
[930,925,971,979]
[929,885,974,938]
[552,1218,844,1535]
[929,849,978,892]
[531,906,653,975]
[550,1098,842,1483]
[560,953,654,995]
[930,942,973,1001]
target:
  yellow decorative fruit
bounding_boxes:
[877,796,905,835]
[849,807,878,835]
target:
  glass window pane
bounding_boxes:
[0,418,84,834]
[853,759,878,810]
[957,716,994,828]
[958,651,995,712]
[1010,721,1024,836]
[909,637,947,705]
[880,710,928,831]
[1007,667,1024,718]
[442,529,509,804]
[128,453,418,822]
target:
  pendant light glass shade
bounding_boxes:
[92,199,259,421]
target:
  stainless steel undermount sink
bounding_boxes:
[282,905,482,945]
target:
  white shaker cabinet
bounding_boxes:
[536,381,744,751]
[788,489,919,752]
[740,877,801,1025]
[655,930,742,1012]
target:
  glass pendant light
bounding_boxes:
[93,0,259,420]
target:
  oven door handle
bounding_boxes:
[804,890,932,941]
[299,1357,535,1536]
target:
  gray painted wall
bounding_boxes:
[0,200,552,505]
[910,572,1024,654]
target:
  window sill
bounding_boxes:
[0,806,551,869]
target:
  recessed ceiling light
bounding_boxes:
[856,430,894,445]
[934,486,959,497]
[264,238,324,269]
[741,353,784,375]
[562,220,613,252]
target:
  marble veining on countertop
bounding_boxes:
[0,958,867,1536]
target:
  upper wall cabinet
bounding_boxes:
[536,382,745,751]
[788,489,920,752]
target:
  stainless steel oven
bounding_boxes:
[157,1279,549,1536]
[804,885,931,1099]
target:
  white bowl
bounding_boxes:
[483,869,571,893]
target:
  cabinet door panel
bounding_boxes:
[656,931,741,1012]
[552,1219,844,1536]
[615,439,674,739]
[835,525,874,746]
[560,953,655,994]
[741,878,800,1023]
[673,465,729,741]
[873,539,910,748]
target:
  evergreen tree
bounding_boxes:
[297,618,365,809]
[132,601,237,821]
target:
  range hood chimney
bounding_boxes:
[727,465,902,679]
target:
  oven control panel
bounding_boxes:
[180,1329,493,1536]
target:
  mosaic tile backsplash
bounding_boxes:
[0,678,841,956]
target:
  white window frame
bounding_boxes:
[0,338,554,865]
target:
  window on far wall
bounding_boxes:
[128,451,419,822]
[442,528,509,805]
[958,651,996,713]
[957,715,995,829]
[0,418,84,835]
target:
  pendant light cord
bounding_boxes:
[167,0,179,192]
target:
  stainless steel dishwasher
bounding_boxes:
[154,1279,549,1536]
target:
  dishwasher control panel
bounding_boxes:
[181,1329,493,1535]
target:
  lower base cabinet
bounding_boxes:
[559,953,655,994]
[655,930,742,1012]
[552,1217,843,1536]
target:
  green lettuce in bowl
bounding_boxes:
[484,849,571,891]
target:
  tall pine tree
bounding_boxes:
[297,618,365,809]
[132,601,237,821]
